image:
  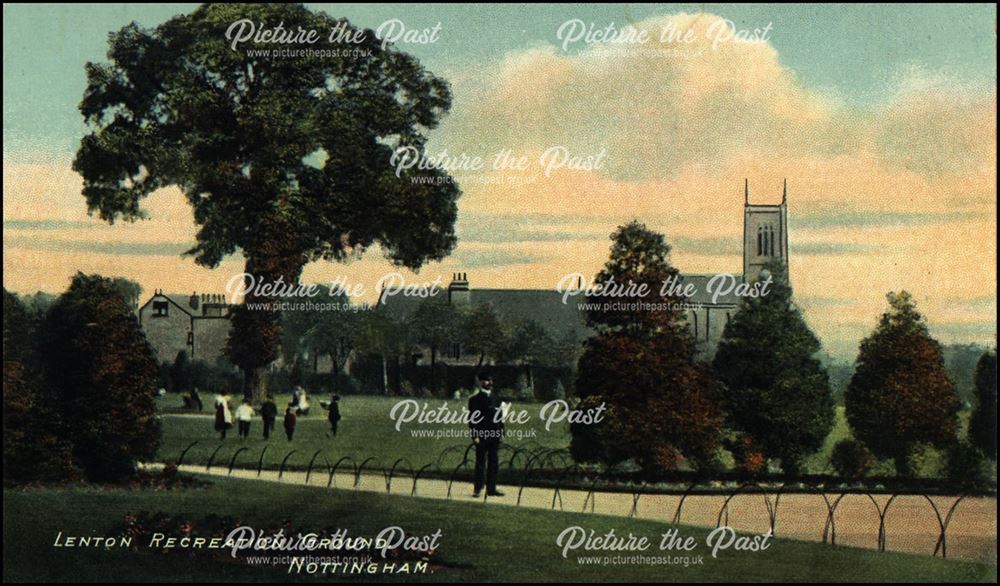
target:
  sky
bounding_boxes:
[2,3,997,359]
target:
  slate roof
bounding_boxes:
[378,273,745,341]
[380,287,589,340]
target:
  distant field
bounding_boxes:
[4,477,996,582]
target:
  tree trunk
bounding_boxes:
[893,448,913,478]
[430,346,437,394]
[394,355,401,395]
[380,354,389,395]
[781,457,801,478]
[331,353,340,395]
[243,366,264,402]
[227,231,305,404]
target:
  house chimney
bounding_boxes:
[448,272,470,306]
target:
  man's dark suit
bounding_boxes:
[468,389,504,495]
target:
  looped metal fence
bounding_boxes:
[173,441,989,559]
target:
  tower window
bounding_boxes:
[757,225,777,257]
[757,225,768,257]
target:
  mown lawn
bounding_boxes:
[156,395,918,476]
[155,394,570,473]
[4,477,996,582]
[158,395,996,483]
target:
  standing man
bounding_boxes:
[260,395,278,440]
[326,394,341,438]
[468,372,504,497]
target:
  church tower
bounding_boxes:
[743,178,789,283]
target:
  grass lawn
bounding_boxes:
[156,394,571,474]
[160,396,979,480]
[4,476,996,582]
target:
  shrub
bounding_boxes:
[846,292,960,476]
[968,351,997,460]
[946,441,987,485]
[831,439,874,479]
[730,434,766,476]
[40,273,161,482]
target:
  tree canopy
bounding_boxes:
[845,291,960,476]
[968,350,997,460]
[584,221,686,340]
[75,4,459,269]
[712,262,835,475]
[74,4,462,398]
[572,221,722,474]
[40,274,161,482]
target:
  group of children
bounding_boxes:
[212,387,341,441]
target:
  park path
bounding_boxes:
[158,463,997,565]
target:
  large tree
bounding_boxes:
[968,350,997,460]
[585,221,686,340]
[573,333,722,473]
[501,319,556,393]
[354,309,405,394]
[108,277,142,310]
[3,289,32,364]
[3,290,79,483]
[302,290,359,396]
[39,274,161,482]
[74,4,460,399]
[279,291,320,372]
[462,303,506,368]
[571,221,722,474]
[845,292,960,476]
[712,263,835,476]
[410,299,462,393]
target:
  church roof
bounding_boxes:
[379,286,591,341]
[378,272,744,341]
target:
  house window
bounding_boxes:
[187,331,194,345]
[152,301,169,317]
[452,342,461,359]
